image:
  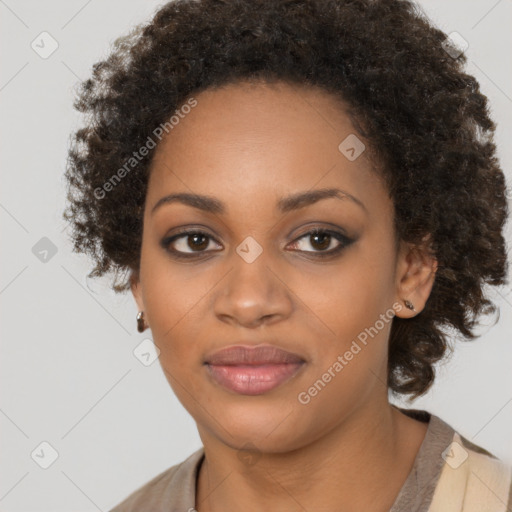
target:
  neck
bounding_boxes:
[195,400,427,512]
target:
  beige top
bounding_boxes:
[109,407,512,512]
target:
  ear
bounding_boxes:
[394,236,437,318]
[129,269,145,312]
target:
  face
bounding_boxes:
[131,80,435,453]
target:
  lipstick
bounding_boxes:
[204,345,305,395]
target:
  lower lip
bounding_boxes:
[205,363,304,395]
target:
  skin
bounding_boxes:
[130,80,437,512]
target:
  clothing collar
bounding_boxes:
[168,406,455,512]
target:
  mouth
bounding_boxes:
[204,344,306,396]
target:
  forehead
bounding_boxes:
[152,80,357,162]
[146,80,388,217]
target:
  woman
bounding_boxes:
[63,0,512,510]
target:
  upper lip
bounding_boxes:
[204,344,305,365]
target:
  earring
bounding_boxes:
[403,299,416,312]
[136,311,147,333]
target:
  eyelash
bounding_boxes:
[160,227,354,260]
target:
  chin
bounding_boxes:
[206,402,308,451]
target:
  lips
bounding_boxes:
[205,345,304,365]
[204,344,306,395]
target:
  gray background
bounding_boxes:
[1,0,511,510]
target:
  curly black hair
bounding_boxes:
[63,0,509,399]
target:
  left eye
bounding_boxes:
[288,229,352,255]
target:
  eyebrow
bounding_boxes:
[150,187,367,216]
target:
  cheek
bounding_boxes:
[310,246,396,341]
[141,267,207,400]
[144,282,205,358]
[139,253,207,361]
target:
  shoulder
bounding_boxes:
[428,419,512,512]
[108,447,204,512]
[392,407,512,512]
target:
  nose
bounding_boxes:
[212,249,294,329]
